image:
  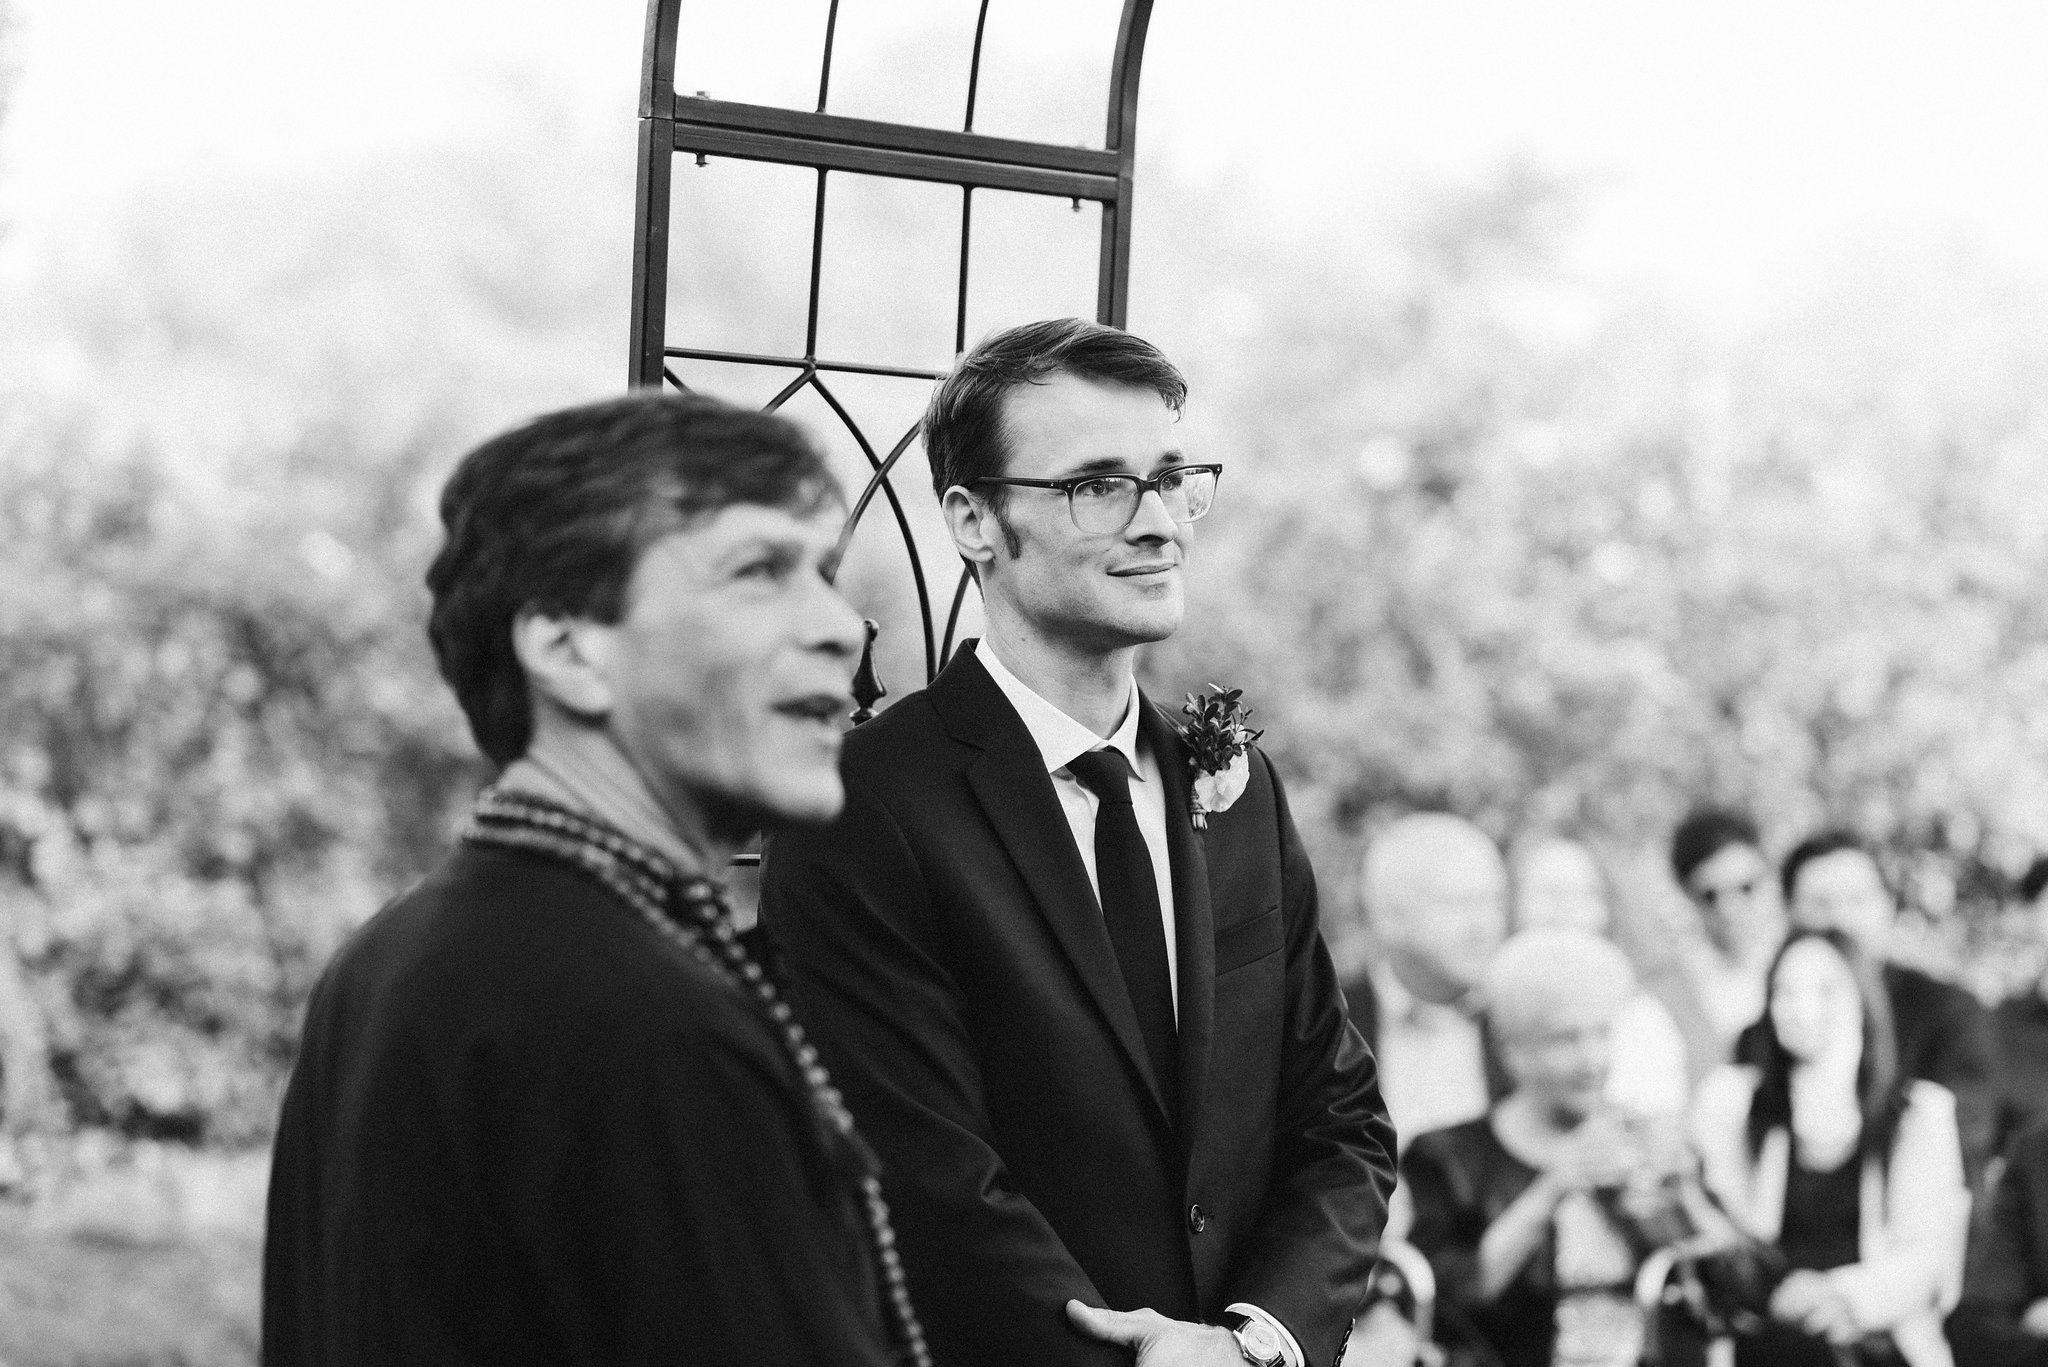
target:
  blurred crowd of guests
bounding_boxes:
[1341,809,2048,1367]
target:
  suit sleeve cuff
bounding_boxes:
[1225,1303,1305,1367]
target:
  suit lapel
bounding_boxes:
[1140,696,1216,1144]
[933,649,1175,1124]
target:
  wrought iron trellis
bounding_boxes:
[629,0,1155,705]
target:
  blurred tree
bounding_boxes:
[6,67,2048,1148]
[1139,170,2048,995]
[0,92,628,1141]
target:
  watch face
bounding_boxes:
[1237,1319,1284,1363]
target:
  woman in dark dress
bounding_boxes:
[1691,929,1968,1367]
[1405,928,1692,1367]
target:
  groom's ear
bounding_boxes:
[942,484,1002,572]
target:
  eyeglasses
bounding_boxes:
[970,464,1222,534]
[1694,878,1761,907]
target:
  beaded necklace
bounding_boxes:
[465,787,930,1367]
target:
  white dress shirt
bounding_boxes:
[974,642,1304,1367]
[1371,967,1493,1144]
[975,640,1179,1014]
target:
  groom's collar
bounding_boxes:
[973,639,1145,781]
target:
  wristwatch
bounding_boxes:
[1224,1312,1286,1367]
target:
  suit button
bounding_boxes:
[1187,1203,1209,1234]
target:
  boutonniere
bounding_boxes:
[1176,685,1263,829]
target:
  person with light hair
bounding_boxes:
[1510,835,1690,1116]
[1350,812,1511,1142]
[1403,928,1692,1367]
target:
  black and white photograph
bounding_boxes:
[4,2,2048,1364]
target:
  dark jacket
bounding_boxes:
[263,843,898,1367]
[1403,1118,1555,1367]
[1949,1122,2048,1367]
[760,648,1396,1367]
[1992,991,2048,1156]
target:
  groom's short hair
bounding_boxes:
[922,318,1187,503]
[426,391,835,767]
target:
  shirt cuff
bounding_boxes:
[1224,1303,1305,1367]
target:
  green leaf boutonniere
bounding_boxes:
[1176,685,1263,830]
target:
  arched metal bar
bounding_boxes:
[665,348,943,382]
[817,0,843,114]
[804,168,829,358]
[940,563,977,667]
[763,364,818,413]
[953,5,993,359]
[810,380,938,682]
[964,0,994,134]
[1099,0,1156,328]
[955,186,976,355]
[630,0,1157,683]
[835,421,925,562]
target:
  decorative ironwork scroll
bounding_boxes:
[628,0,1155,705]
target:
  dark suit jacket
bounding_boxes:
[760,649,1397,1367]
[264,844,898,1367]
[1993,992,2048,1157]
[1948,1122,2048,1367]
[1737,960,1999,1183]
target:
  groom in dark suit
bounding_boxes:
[761,319,1396,1367]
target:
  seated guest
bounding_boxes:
[1949,1121,2048,1367]
[1511,835,1690,1115]
[1670,808,1785,1056]
[1351,812,1511,1143]
[1991,857,2048,1154]
[1739,830,2000,1184]
[1342,814,1509,1364]
[1694,929,1969,1367]
[262,394,925,1366]
[1404,928,1692,1367]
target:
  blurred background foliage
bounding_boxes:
[5,41,2048,1152]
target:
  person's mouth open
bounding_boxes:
[773,692,851,736]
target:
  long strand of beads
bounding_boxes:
[465,789,930,1367]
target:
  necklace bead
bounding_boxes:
[464,789,929,1367]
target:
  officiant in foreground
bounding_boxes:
[762,318,1397,1367]
[262,394,926,1366]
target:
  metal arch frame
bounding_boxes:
[629,0,1156,699]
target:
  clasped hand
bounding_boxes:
[1549,1112,1643,1192]
[1066,1300,1245,1366]
[1769,1269,1860,1344]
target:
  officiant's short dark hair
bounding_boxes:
[923,318,1186,503]
[426,392,836,766]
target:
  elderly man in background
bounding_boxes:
[1350,813,1511,1143]
[1338,814,1509,1367]
[1739,829,2000,1184]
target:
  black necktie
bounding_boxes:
[1066,748,1177,1114]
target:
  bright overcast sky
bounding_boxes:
[7,0,2048,326]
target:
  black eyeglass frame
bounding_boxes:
[967,463,1224,532]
